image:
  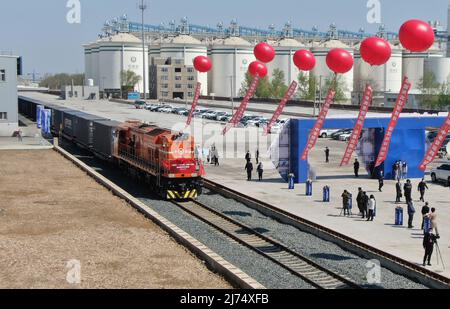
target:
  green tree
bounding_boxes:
[39,73,85,89]
[324,74,347,102]
[418,71,441,108]
[297,71,317,101]
[270,69,288,99]
[121,70,141,93]
[239,72,271,99]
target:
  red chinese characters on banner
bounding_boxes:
[264,81,298,135]
[340,85,373,166]
[375,77,412,167]
[222,75,261,135]
[301,89,336,161]
[419,112,450,171]
[185,82,202,127]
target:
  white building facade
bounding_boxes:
[0,55,19,136]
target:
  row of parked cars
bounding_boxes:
[319,129,354,141]
[135,101,288,132]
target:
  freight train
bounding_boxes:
[18,97,204,200]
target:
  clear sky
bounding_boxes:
[0,0,448,76]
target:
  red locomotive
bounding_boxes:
[114,121,204,200]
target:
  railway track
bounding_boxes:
[203,179,450,289]
[173,199,360,289]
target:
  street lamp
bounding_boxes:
[229,75,235,114]
[139,0,147,101]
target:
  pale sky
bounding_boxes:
[0,0,448,76]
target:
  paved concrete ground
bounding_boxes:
[0,150,231,289]
[19,92,450,280]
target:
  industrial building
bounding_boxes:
[0,54,19,136]
[84,10,450,105]
[149,57,198,100]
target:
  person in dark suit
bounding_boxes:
[421,202,430,230]
[407,200,416,229]
[423,229,438,266]
[404,179,413,202]
[396,181,402,203]
[356,188,364,216]
[324,147,330,163]
[418,179,429,202]
[354,159,360,178]
[341,190,351,217]
[378,172,384,192]
[361,191,369,219]
[245,161,254,181]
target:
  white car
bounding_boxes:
[339,132,352,141]
[320,129,340,138]
[430,164,450,186]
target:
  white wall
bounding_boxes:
[0,56,19,136]
[424,57,450,84]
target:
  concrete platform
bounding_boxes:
[19,91,450,280]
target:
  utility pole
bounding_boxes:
[139,0,147,101]
[229,76,235,114]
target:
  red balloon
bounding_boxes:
[293,49,316,71]
[248,61,268,78]
[326,48,354,74]
[193,56,212,73]
[360,37,392,66]
[254,42,276,63]
[399,19,435,52]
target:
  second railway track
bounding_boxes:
[173,199,360,289]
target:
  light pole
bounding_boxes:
[229,75,235,114]
[139,0,147,101]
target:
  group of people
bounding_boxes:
[341,188,377,221]
[393,160,408,181]
[245,150,263,181]
[207,145,220,166]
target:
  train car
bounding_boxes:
[92,119,121,160]
[114,121,204,200]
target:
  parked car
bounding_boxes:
[319,129,340,138]
[215,112,230,121]
[134,100,146,109]
[159,106,174,113]
[203,111,220,120]
[430,164,450,186]
[149,105,163,112]
[332,129,352,140]
[145,104,158,111]
[339,132,353,141]
[176,108,190,116]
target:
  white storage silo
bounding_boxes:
[83,43,93,85]
[97,33,149,94]
[424,57,450,85]
[311,39,354,100]
[402,44,443,91]
[268,38,305,85]
[209,36,256,98]
[354,41,402,93]
[159,35,208,95]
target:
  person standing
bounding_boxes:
[367,195,376,221]
[325,147,330,163]
[418,178,429,202]
[428,208,439,237]
[354,159,360,178]
[341,190,351,217]
[407,200,416,229]
[402,162,408,180]
[378,172,384,192]
[245,151,251,163]
[421,202,430,230]
[356,188,364,216]
[257,162,264,181]
[361,191,369,219]
[245,160,254,181]
[404,179,413,202]
[214,153,219,166]
[393,162,398,181]
[423,229,437,267]
[255,149,260,164]
[396,181,403,203]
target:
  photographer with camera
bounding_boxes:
[423,228,440,267]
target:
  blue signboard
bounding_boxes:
[128,92,140,100]
[36,105,44,128]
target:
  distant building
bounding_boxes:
[149,57,198,100]
[0,55,19,136]
[61,85,100,100]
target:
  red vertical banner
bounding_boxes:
[375,77,412,167]
[185,82,202,127]
[301,89,336,161]
[222,75,261,135]
[340,85,373,166]
[264,81,298,135]
[419,112,450,171]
